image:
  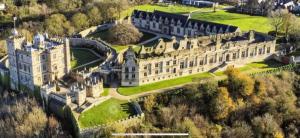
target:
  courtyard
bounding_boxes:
[78,98,133,128]
[70,48,100,69]
[87,29,157,53]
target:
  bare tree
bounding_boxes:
[268,9,285,37]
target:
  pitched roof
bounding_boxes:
[132,10,240,32]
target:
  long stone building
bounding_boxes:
[131,10,240,37]
[7,30,71,91]
[119,31,276,86]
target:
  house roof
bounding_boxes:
[132,10,240,32]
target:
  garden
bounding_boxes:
[70,48,100,69]
[78,98,133,128]
[87,28,157,53]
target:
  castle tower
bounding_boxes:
[86,76,103,98]
[6,29,25,91]
[71,83,86,106]
[64,38,71,74]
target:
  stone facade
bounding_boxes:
[6,30,71,91]
[120,31,276,86]
[131,10,240,38]
[40,75,104,107]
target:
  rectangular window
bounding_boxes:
[166,61,170,66]
[180,62,184,69]
[177,28,180,33]
[267,47,271,53]
[144,72,147,76]
[132,67,135,72]
[132,74,135,79]
[155,63,158,67]
[200,60,203,65]
[173,60,177,65]
[125,67,129,72]
[125,74,129,79]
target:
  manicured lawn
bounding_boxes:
[101,88,110,96]
[121,4,206,18]
[78,99,131,128]
[71,49,99,69]
[191,10,273,33]
[118,72,213,95]
[213,60,285,76]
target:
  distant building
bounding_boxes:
[6,30,72,91]
[182,0,218,7]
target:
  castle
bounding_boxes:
[40,74,104,108]
[119,31,276,86]
[6,29,71,91]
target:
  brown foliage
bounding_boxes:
[108,23,143,45]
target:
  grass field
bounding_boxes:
[121,4,205,18]
[122,4,273,33]
[213,60,285,76]
[78,99,132,128]
[70,49,99,69]
[101,88,110,96]
[118,72,213,95]
[191,10,272,33]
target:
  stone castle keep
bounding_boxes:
[119,31,276,86]
[7,29,71,91]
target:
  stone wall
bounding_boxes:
[69,38,111,54]
[78,101,144,137]
[79,113,144,137]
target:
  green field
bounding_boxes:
[118,72,213,96]
[101,88,110,96]
[191,10,272,33]
[123,4,273,33]
[213,60,285,76]
[71,49,99,69]
[78,99,132,128]
[121,4,205,18]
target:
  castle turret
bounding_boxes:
[86,76,103,98]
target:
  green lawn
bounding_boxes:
[71,49,99,69]
[213,60,285,76]
[78,99,131,128]
[101,88,110,96]
[191,10,272,33]
[121,4,206,18]
[118,72,213,96]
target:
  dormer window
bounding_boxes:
[177,20,181,26]
[164,18,169,24]
[171,19,175,25]
[153,16,156,21]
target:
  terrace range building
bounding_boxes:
[7,30,72,91]
[117,10,277,86]
[131,10,240,38]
